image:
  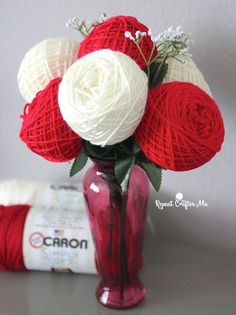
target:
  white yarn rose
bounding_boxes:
[58,49,148,146]
[163,56,212,96]
[17,38,80,102]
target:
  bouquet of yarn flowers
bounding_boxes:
[18,14,224,309]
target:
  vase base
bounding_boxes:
[96,279,146,309]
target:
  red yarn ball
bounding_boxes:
[135,82,225,171]
[78,15,157,70]
[20,78,83,162]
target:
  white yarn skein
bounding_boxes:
[0,180,44,206]
[17,38,80,102]
[163,56,212,96]
[58,49,148,146]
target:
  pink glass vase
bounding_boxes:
[83,159,149,309]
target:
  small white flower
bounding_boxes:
[100,12,107,22]
[66,17,83,30]
[124,31,135,41]
[176,25,182,32]
[134,30,147,40]
[72,17,78,23]
[65,20,72,28]
[153,35,160,44]
[135,30,142,39]
[66,14,107,35]
[148,29,155,41]
[124,31,131,37]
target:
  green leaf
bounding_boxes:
[133,140,141,154]
[118,137,134,155]
[83,137,140,162]
[150,57,168,88]
[70,150,88,177]
[148,61,159,82]
[118,143,132,155]
[105,148,118,160]
[117,137,141,156]
[140,161,162,192]
[121,160,135,192]
[115,156,135,192]
[84,141,112,159]
[136,151,151,164]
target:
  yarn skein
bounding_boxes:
[59,49,148,146]
[18,38,80,102]
[0,205,29,271]
[78,15,157,70]
[0,201,96,273]
[0,180,44,206]
[163,55,212,96]
[135,82,224,171]
[20,78,83,162]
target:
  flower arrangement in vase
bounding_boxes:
[17,13,224,309]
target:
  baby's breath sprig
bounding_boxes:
[124,26,194,86]
[66,13,107,37]
[125,30,152,79]
[153,26,194,61]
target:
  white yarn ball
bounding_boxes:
[58,49,148,146]
[163,56,212,96]
[17,38,80,102]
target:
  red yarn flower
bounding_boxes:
[135,82,225,171]
[20,78,83,162]
[78,15,157,70]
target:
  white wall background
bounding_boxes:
[0,0,235,252]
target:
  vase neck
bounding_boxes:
[91,158,115,173]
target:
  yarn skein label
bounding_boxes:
[23,183,96,274]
